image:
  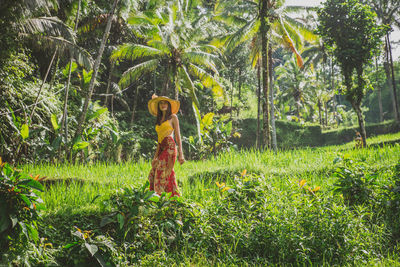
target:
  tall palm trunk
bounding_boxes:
[131,86,139,123]
[385,34,400,121]
[386,33,400,122]
[74,0,119,144]
[269,47,277,151]
[29,48,58,123]
[60,0,81,159]
[260,0,270,149]
[104,61,115,107]
[237,67,242,117]
[318,99,323,126]
[375,56,383,122]
[256,61,261,148]
[330,58,339,126]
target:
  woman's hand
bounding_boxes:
[178,154,185,165]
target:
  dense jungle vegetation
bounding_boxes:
[1,0,400,265]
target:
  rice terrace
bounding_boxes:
[1,0,400,266]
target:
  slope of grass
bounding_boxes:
[7,132,400,266]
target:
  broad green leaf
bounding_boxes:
[85,243,98,257]
[20,124,29,140]
[64,242,79,249]
[225,121,232,136]
[201,113,214,130]
[117,213,124,230]
[87,108,108,121]
[51,114,60,131]
[73,141,89,151]
[26,223,39,242]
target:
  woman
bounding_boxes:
[147,94,185,196]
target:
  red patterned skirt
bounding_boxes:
[148,136,180,196]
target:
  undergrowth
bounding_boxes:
[2,136,400,266]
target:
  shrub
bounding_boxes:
[331,155,378,206]
[0,157,45,251]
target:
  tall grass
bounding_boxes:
[15,133,400,265]
[23,133,400,212]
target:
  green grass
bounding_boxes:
[11,132,400,265]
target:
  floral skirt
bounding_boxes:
[148,136,180,196]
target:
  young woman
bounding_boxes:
[147,95,185,196]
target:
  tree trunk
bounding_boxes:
[387,33,400,122]
[324,101,328,127]
[318,100,323,126]
[331,58,339,126]
[256,61,261,148]
[73,0,119,143]
[385,34,400,121]
[260,0,270,149]
[237,67,242,117]
[269,47,277,151]
[104,61,115,107]
[353,102,367,147]
[230,76,234,119]
[375,56,383,122]
[60,0,81,160]
[29,48,58,123]
[131,86,139,123]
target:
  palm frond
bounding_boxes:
[179,65,199,108]
[22,17,75,42]
[119,59,159,87]
[183,51,220,74]
[22,0,58,14]
[24,35,93,69]
[213,14,249,27]
[274,17,304,68]
[111,43,164,62]
[188,63,224,99]
[225,19,258,53]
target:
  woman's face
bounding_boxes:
[159,100,169,111]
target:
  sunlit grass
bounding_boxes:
[22,132,400,215]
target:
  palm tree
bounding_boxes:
[111,0,223,118]
[73,0,120,144]
[275,55,306,119]
[214,0,314,148]
[363,0,400,122]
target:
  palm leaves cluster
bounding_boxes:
[112,0,224,112]
[3,0,397,163]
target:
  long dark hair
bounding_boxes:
[156,101,172,125]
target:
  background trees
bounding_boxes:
[317,0,387,147]
[0,0,399,163]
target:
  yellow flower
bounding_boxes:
[312,186,321,192]
[241,169,247,177]
[221,187,231,192]
[299,179,306,188]
[215,182,225,188]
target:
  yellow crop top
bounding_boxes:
[155,120,174,143]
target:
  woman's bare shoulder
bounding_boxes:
[170,114,178,121]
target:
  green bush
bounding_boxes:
[0,158,44,252]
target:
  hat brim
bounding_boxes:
[148,96,180,117]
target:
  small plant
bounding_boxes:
[64,226,119,267]
[332,155,377,206]
[185,112,240,159]
[0,157,45,250]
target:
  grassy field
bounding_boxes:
[5,132,400,266]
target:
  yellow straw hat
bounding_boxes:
[148,94,180,117]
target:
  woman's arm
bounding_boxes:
[171,114,185,164]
